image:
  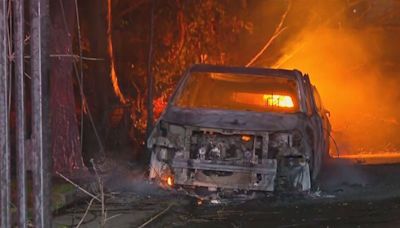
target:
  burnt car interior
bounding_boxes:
[175,72,300,113]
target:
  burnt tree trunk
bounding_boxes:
[49,0,83,173]
[80,0,114,161]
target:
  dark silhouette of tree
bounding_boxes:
[49,0,83,173]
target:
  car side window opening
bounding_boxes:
[302,78,314,116]
[312,86,323,112]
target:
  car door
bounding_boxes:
[312,86,331,159]
[302,75,325,179]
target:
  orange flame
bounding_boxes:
[166,176,173,187]
[263,94,294,108]
[107,0,126,104]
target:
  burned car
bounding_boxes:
[148,64,331,192]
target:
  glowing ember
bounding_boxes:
[167,176,173,187]
[241,135,251,142]
[107,0,126,104]
[153,96,168,119]
[263,94,294,108]
[337,153,400,159]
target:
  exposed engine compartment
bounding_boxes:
[190,132,256,162]
[148,123,312,192]
[189,130,306,162]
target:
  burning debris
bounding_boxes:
[147,64,331,195]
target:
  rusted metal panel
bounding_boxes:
[30,0,51,227]
[14,0,27,227]
[0,0,10,226]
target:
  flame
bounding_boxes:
[153,96,168,119]
[273,27,400,157]
[166,176,173,187]
[241,135,251,142]
[107,0,126,104]
[263,94,294,108]
[232,92,296,110]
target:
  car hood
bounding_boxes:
[161,106,307,131]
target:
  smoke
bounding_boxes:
[319,159,368,192]
[252,0,400,155]
[103,163,168,196]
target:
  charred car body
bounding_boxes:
[148,65,331,192]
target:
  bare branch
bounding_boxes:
[23,54,104,61]
[118,0,147,20]
[55,171,101,202]
[104,214,121,223]
[272,41,305,68]
[138,204,173,228]
[75,198,95,228]
[246,0,291,67]
[50,54,104,61]
[89,159,106,228]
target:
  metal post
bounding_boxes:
[30,0,51,227]
[0,0,10,227]
[14,0,27,227]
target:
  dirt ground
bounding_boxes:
[53,158,400,227]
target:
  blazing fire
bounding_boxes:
[274,26,400,161]
[263,94,294,108]
[233,92,296,110]
[107,0,126,104]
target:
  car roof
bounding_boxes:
[188,64,303,80]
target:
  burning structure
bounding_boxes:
[148,65,331,192]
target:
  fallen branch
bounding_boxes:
[271,41,305,68]
[90,159,106,228]
[50,54,104,61]
[55,171,101,202]
[75,198,95,228]
[118,0,147,20]
[246,0,291,67]
[23,54,104,61]
[104,213,122,223]
[138,204,173,228]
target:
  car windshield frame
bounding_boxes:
[170,65,306,114]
